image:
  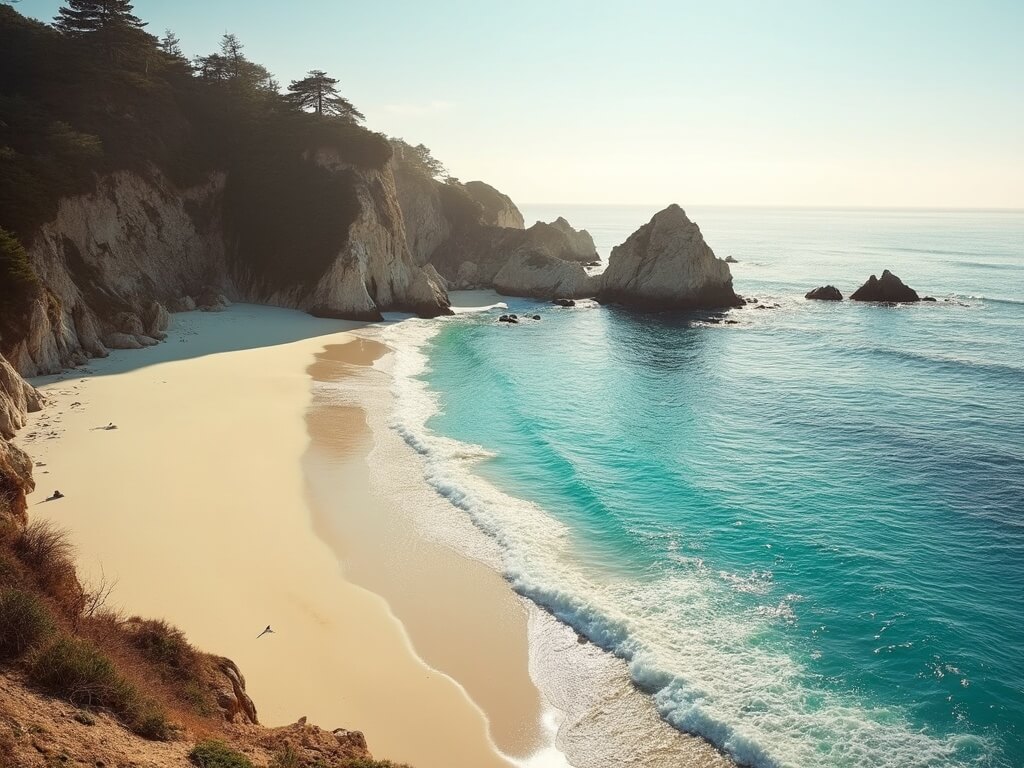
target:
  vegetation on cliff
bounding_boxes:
[0,2,392,303]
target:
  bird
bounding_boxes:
[256,625,274,639]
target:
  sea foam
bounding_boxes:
[374,317,994,768]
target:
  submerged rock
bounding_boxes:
[805,285,843,301]
[598,204,743,310]
[725,255,738,263]
[553,298,576,307]
[850,270,920,302]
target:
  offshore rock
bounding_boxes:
[850,269,920,302]
[493,250,597,299]
[598,204,743,310]
[805,285,843,301]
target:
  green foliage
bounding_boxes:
[0,227,40,347]
[223,142,360,289]
[390,138,446,179]
[437,180,484,232]
[0,4,392,341]
[287,69,364,123]
[189,740,255,768]
[0,588,55,659]
[126,618,195,679]
[27,634,172,739]
[28,635,132,708]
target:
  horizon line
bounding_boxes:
[518,202,1024,213]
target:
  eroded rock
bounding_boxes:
[598,204,743,310]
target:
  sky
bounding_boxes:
[18,0,1024,208]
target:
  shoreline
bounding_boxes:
[17,303,518,768]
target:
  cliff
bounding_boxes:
[463,181,525,228]
[5,155,450,377]
[598,204,743,310]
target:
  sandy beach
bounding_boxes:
[16,302,538,768]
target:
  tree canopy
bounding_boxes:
[287,70,364,123]
[390,138,447,179]
[54,0,148,63]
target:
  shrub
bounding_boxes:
[126,617,196,679]
[28,635,132,709]
[189,740,254,768]
[0,552,25,588]
[345,761,413,768]
[0,588,54,659]
[130,700,173,740]
[269,746,301,768]
[13,519,73,574]
[12,520,83,614]
[0,227,40,352]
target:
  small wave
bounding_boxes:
[850,344,1024,381]
[379,317,996,768]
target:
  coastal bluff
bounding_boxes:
[598,204,743,310]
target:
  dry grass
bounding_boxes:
[0,587,54,659]
[12,519,84,616]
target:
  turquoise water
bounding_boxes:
[396,206,1024,767]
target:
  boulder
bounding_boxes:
[850,270,920,302]
[0,438,34,523]
[598,204,743,310]
[0,355,44,441]
[553,298,576,307]
[805,285,843,301]
[205,656,258,725]
[169,295,196,312]
[103,332,143,350]
[112,311,145,336]
[197,290,231,312]
[143,301,170,336]
[725,255,738,263]
[493,249,596,299]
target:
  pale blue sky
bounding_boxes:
[19,0,1024,207]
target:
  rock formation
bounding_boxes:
[0,355,43,440]
[850,270,920,302]
[6,154,452,377]
[493,250,597,299]
[805,285,843,301]
[463,180,525,228]
[598,204,743,310]
[545,217,599,263]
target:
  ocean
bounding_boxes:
[382,205,1024,768]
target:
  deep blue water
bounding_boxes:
[396,206,1024,767]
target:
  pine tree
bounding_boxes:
[158,29,182,58]
[54,0,145,35]
[287,70,364,123]
[54,0,147,63]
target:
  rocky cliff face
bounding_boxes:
[598,204,743,310]
[389,159,452,266]
[546,217,599,263]
[7,153,451,377]
[257,150,451,321]
[463,180,525,229]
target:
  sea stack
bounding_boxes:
[805,285,843,301]
[850,270,920,302]
[597,204,743,310]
